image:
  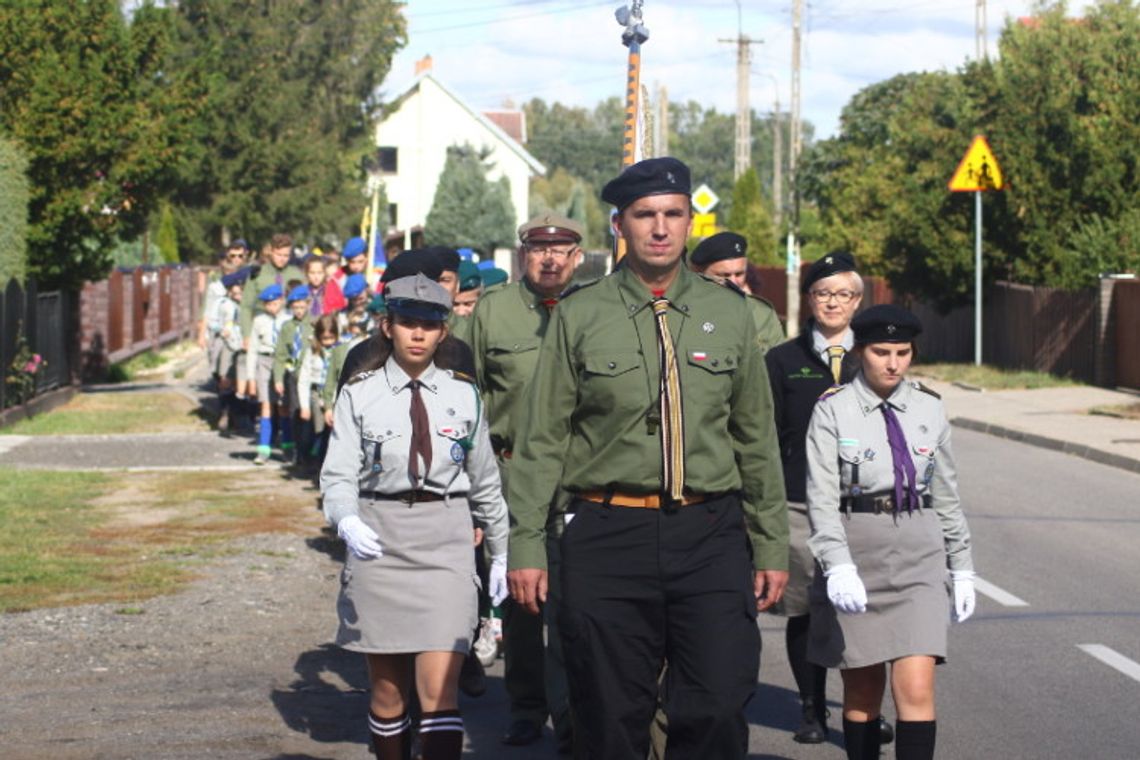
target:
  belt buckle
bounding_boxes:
[873,496,893,515]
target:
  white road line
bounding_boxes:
[973,576,1030,607]
[1078,645,1140,684]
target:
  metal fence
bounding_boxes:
[1,279,74,410]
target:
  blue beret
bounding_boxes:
[602,157,691,211]
[258,283,284,302]
[343,274,368,298]
[287,284,311,303]
[690,232,747,266]
[381,249,444,284]
[803,251,858,293]
[221,268,249,289]
[343,237,367,260]
[852,304,923,345]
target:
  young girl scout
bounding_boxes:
[320,273,508,760]
[805,304,976,760]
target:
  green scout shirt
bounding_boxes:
[321,335,365,412]
[448,310,473,346]
[749,295,785,355]
[507,265,788,572]
[272,316,313,387]
[239,262,305,336]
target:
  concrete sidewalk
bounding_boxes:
[924,379,1140,474]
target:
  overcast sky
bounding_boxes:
[388,0,1050,139]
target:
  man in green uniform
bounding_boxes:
[240,233,304,341]
[689,231,785,354]
[428,246,473,346]
[469,211,584,751]
[507,157,788,760]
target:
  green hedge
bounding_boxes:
[0,135,29,285]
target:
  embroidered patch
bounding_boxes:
[914,446,934,457]
[451,442,465,464]
[863,448,876,461]
[924,461,935,484]
[702,322,715,334]
[438,426,458,437]
[839,438,860,447]
[692,351,708,361]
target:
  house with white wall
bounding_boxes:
[374,67,545,270]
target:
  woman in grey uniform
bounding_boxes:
[321,273,509,760]
[805,304,976,760]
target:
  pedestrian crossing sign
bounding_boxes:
[948,135,1004,192]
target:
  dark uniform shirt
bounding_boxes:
[765,326,860,503]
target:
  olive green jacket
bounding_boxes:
[749,295,785,355]
[448,310,472,346]
[507,265,788,571]
[272,316,313,388]
[239,263,304,336]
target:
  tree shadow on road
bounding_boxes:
[270,643,372,749]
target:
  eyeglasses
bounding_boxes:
[809,289,858,304]
[526,244,578,259]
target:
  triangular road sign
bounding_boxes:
[948,135,1004,192]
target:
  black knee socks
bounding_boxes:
[895,719,936,760]
[368,710,411,760]
[419,709,464,760]
[843,717,882,760]
[786,615,827,702]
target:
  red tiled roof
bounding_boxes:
[483,110,526,145]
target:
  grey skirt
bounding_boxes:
[776,503,815,617]
[335,496,479,655]
[808,506,948,669]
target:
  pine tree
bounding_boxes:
[425,145,517,256]
[727,169,778,265]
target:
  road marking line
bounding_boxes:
[1078,645,1140,684]
[973,577,1029,607]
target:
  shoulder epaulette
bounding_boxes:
[346,369,378,385]
[559,278,601,300]
[817,384,848,402]
[695,273,747,297]
[449,370,477,385]
[913,381,941,399]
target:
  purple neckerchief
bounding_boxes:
[881,403,919,513]
[310,283,324,317]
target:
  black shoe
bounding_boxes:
[502,719,542,746]
[556,730,574,755]
[458,651,486,697]
[879,716,894,745]
[793,698,828,744]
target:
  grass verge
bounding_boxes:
[2,390,210,435]
[0,467,318,613]
[1089,402,1140,420]
[911,363,1081,390]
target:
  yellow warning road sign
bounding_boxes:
[948,135,1004,192]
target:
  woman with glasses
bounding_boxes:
[804,304,976,760]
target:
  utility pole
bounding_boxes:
[720,3,761,181]
[757,73,783,230]
[786,0,803,337]
[657,83,669,156]
[976,0,988,61]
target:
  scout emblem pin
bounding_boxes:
[451,442,465,464]
[702,322,715,334]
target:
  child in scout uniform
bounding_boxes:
[333,236,368,291]
[296,314,339,468]
[805,304,975,760]
[215,268,249,432]
[303,253,346,316]
[338,273,371,338]
[274,284,314,463]
[321,273,509,760]
[452,260,482,318]
[246,283,291,464]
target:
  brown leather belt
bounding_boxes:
[362,490,466,504]
[577,490,715,509]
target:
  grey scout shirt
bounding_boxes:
[320,357,509,559]
[804,372,973,574]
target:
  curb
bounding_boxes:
[951,417,1140,475]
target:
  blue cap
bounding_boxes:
[258,283,284,302]
[221,267,249,289]
[231,238,249,251]
[602,157,691,211]
[287,284,311,303]
[343,237,367,260]
[343,273,368,298]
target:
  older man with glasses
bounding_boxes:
[764,253,894,747]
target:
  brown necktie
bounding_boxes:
[827,345,845,384]
[408,381,432,483]
[652,298,685,502]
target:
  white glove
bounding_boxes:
[951,570,976,623]
[488,554,509,607]
[825,563,868,614]
[337,515,384,560]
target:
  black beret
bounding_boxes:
[802,251,857,294]
[852,304,923,345]
[380,249,444,284]
[601,157,691,211]
[424,245,460,272]
[690,232,747,267]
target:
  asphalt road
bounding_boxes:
[738,426,1140,759]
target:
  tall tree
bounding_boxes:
[0,135,29,284]
[425,145,517,256]
[167,0,407,260]
[0,0,201,289]
[726,168,778,265]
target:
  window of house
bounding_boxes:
[378,147,398,173]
